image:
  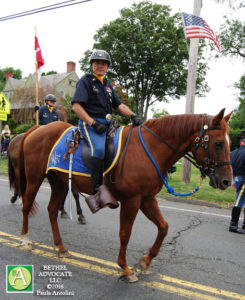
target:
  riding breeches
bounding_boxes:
[233,176,245,208]
[78,118,110,160]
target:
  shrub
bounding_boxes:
[15,123,33,134]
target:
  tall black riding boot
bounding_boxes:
[229,207,245,234]
[85,157,119,214]
[242,207,245,230]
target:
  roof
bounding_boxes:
[5,77,25,90]
[3,72,77,91]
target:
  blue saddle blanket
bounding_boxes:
[46,126,124,177]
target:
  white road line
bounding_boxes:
[159,204,230,218]
[1,178,230,218]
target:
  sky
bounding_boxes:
[0,0,244,117]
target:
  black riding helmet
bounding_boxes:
[45,94,56,102]
[89,50,111,67]
[240,130,245,139]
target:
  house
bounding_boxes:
[3,61,80,122]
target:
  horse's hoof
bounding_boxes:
[19,243,32,251]
[78,215,86,224]
[58,250,71,258]
[60,211,69,219]
[119,273,138,283]
[139,258,149,272]
[10,197,17,204]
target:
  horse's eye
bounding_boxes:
[215,141,224,150]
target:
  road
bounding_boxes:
[0,174,244,300]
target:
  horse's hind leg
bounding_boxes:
[47,173,70,257]
[20,183,41,250]
[139,197,168,271]
[10,180,18,203]
[118,198,141,282]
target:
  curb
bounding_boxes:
[0,172,222,209]
[156,195,222,209]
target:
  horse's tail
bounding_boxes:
[8,143,16,191]
[17,125,39,198]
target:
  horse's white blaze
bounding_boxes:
[226,133,230,147]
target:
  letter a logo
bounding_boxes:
[6,265,33,293]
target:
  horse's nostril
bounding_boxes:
[223,180,231,187]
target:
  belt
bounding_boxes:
[90,114,107,118]
[90,113,112,120]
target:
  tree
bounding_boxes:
[229,75,245,149]
[0,67,22,91]
[151,107,169,118]
[218,17,245,58]
[79,1,209,120]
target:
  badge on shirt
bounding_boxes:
[93,86,99,93]
[106,87,112,93]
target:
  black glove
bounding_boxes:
[34,105,39,112]
[91,120,107,134]
[131,113,142,126]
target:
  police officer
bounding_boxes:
[34,94,59,125]
[72,49,142,213]
[229,130,245,234]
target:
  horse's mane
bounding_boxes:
[144,114,209,140]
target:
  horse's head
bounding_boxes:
[191,108,233,190]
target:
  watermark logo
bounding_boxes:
[6,265,34,293]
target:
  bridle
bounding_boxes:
[139,115,232,179]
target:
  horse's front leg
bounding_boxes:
[72,190,86,224]
[139,196,168,271]
[118,198,141,282]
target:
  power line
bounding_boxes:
[0,0,92,22]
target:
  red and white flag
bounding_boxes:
[35,36,45,69]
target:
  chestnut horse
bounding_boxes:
[8,130,86,224]
[15,109,232,282]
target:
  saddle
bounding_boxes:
[46,120,123,176]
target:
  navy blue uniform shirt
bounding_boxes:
[39,105,59,125]
[231,145,245,176]
[71,74,121,117]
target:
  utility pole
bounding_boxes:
[181,0,202,183]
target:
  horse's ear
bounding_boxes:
[224,111,233,123]
[212,108,225,126]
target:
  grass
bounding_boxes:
[160,162,235,208]
[0,156,8,173]
[0,156,235,208]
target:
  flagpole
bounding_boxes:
[35,27,39,126]
[181,0,202,184]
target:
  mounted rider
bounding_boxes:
[72,49,142,213]
[34,94,59,125]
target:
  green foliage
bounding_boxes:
[229,75,245,149]
[218,17,245,59]
[7,118,18,133]
[63,94,79,125]
[41,71,58,76]
[229,128,243,150]
[151,107,169,118]
[15,123,33,134]
[79,1,209,120]
[0,67,22,91]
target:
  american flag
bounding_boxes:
[182,12,220,52]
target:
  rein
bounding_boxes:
[138,116,231,196]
